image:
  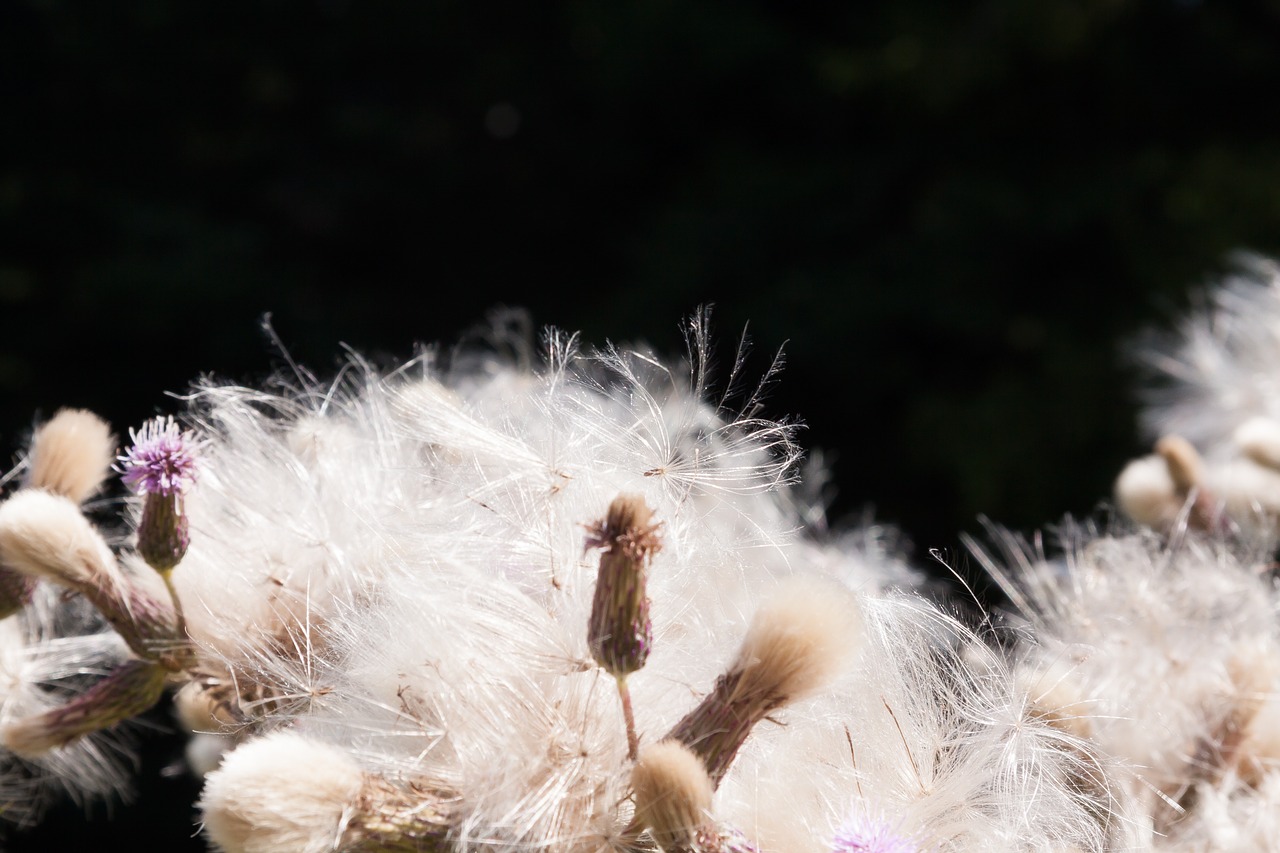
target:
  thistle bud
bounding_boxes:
[667,577,861,786]
[117,416,199,574]
[586,493,661,678]
[3,659,168,756]
[136,489,190,573]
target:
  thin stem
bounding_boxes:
[159,568,188,643]
[616,675,639,761]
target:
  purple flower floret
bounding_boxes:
[118,417,199,497]
[832,812,920,853]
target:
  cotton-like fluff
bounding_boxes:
[1136,254,1280,450]
[0,409,139,826]
[718,593,1135,853]
[971,522,1280,850]
[0,585,134,828]
[166,315,923,850]
[1115,256,1280,539]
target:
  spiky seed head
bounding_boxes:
[631,740,713,850]
[118,417,199,573]
[730,575,862,706]
[24,408,115,504]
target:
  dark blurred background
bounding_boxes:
[5,0,1280,848]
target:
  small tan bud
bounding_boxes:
[631,741,713,852]
[1236,416,1280,470]
[1155,435,1204,493]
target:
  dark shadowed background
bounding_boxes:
[5,1,1280,848]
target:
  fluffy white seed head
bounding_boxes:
[24,408,115,504]
[200,731,365,853]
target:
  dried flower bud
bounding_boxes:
[586,493,661,678]
[24,408,115,504]
[3,659,167,756]
[667,577,861,786]
[200,731,454,853]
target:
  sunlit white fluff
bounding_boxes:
[0,585,133,826]
[1136,254,1280,451]
[721,594,1133,853]
[971,521,1280,849]
[163,315,933,850]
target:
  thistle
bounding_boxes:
[586,493,661,760]
[667,576,861,786]
[118,416,199,574]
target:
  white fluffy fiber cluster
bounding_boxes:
[1117,256,1280,539]
[173,317,1116,852]
[0,573,135,826]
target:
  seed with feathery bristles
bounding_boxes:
[667,576,861,787]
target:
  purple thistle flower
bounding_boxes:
[118,416,199,497]
[832,812,921,853]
